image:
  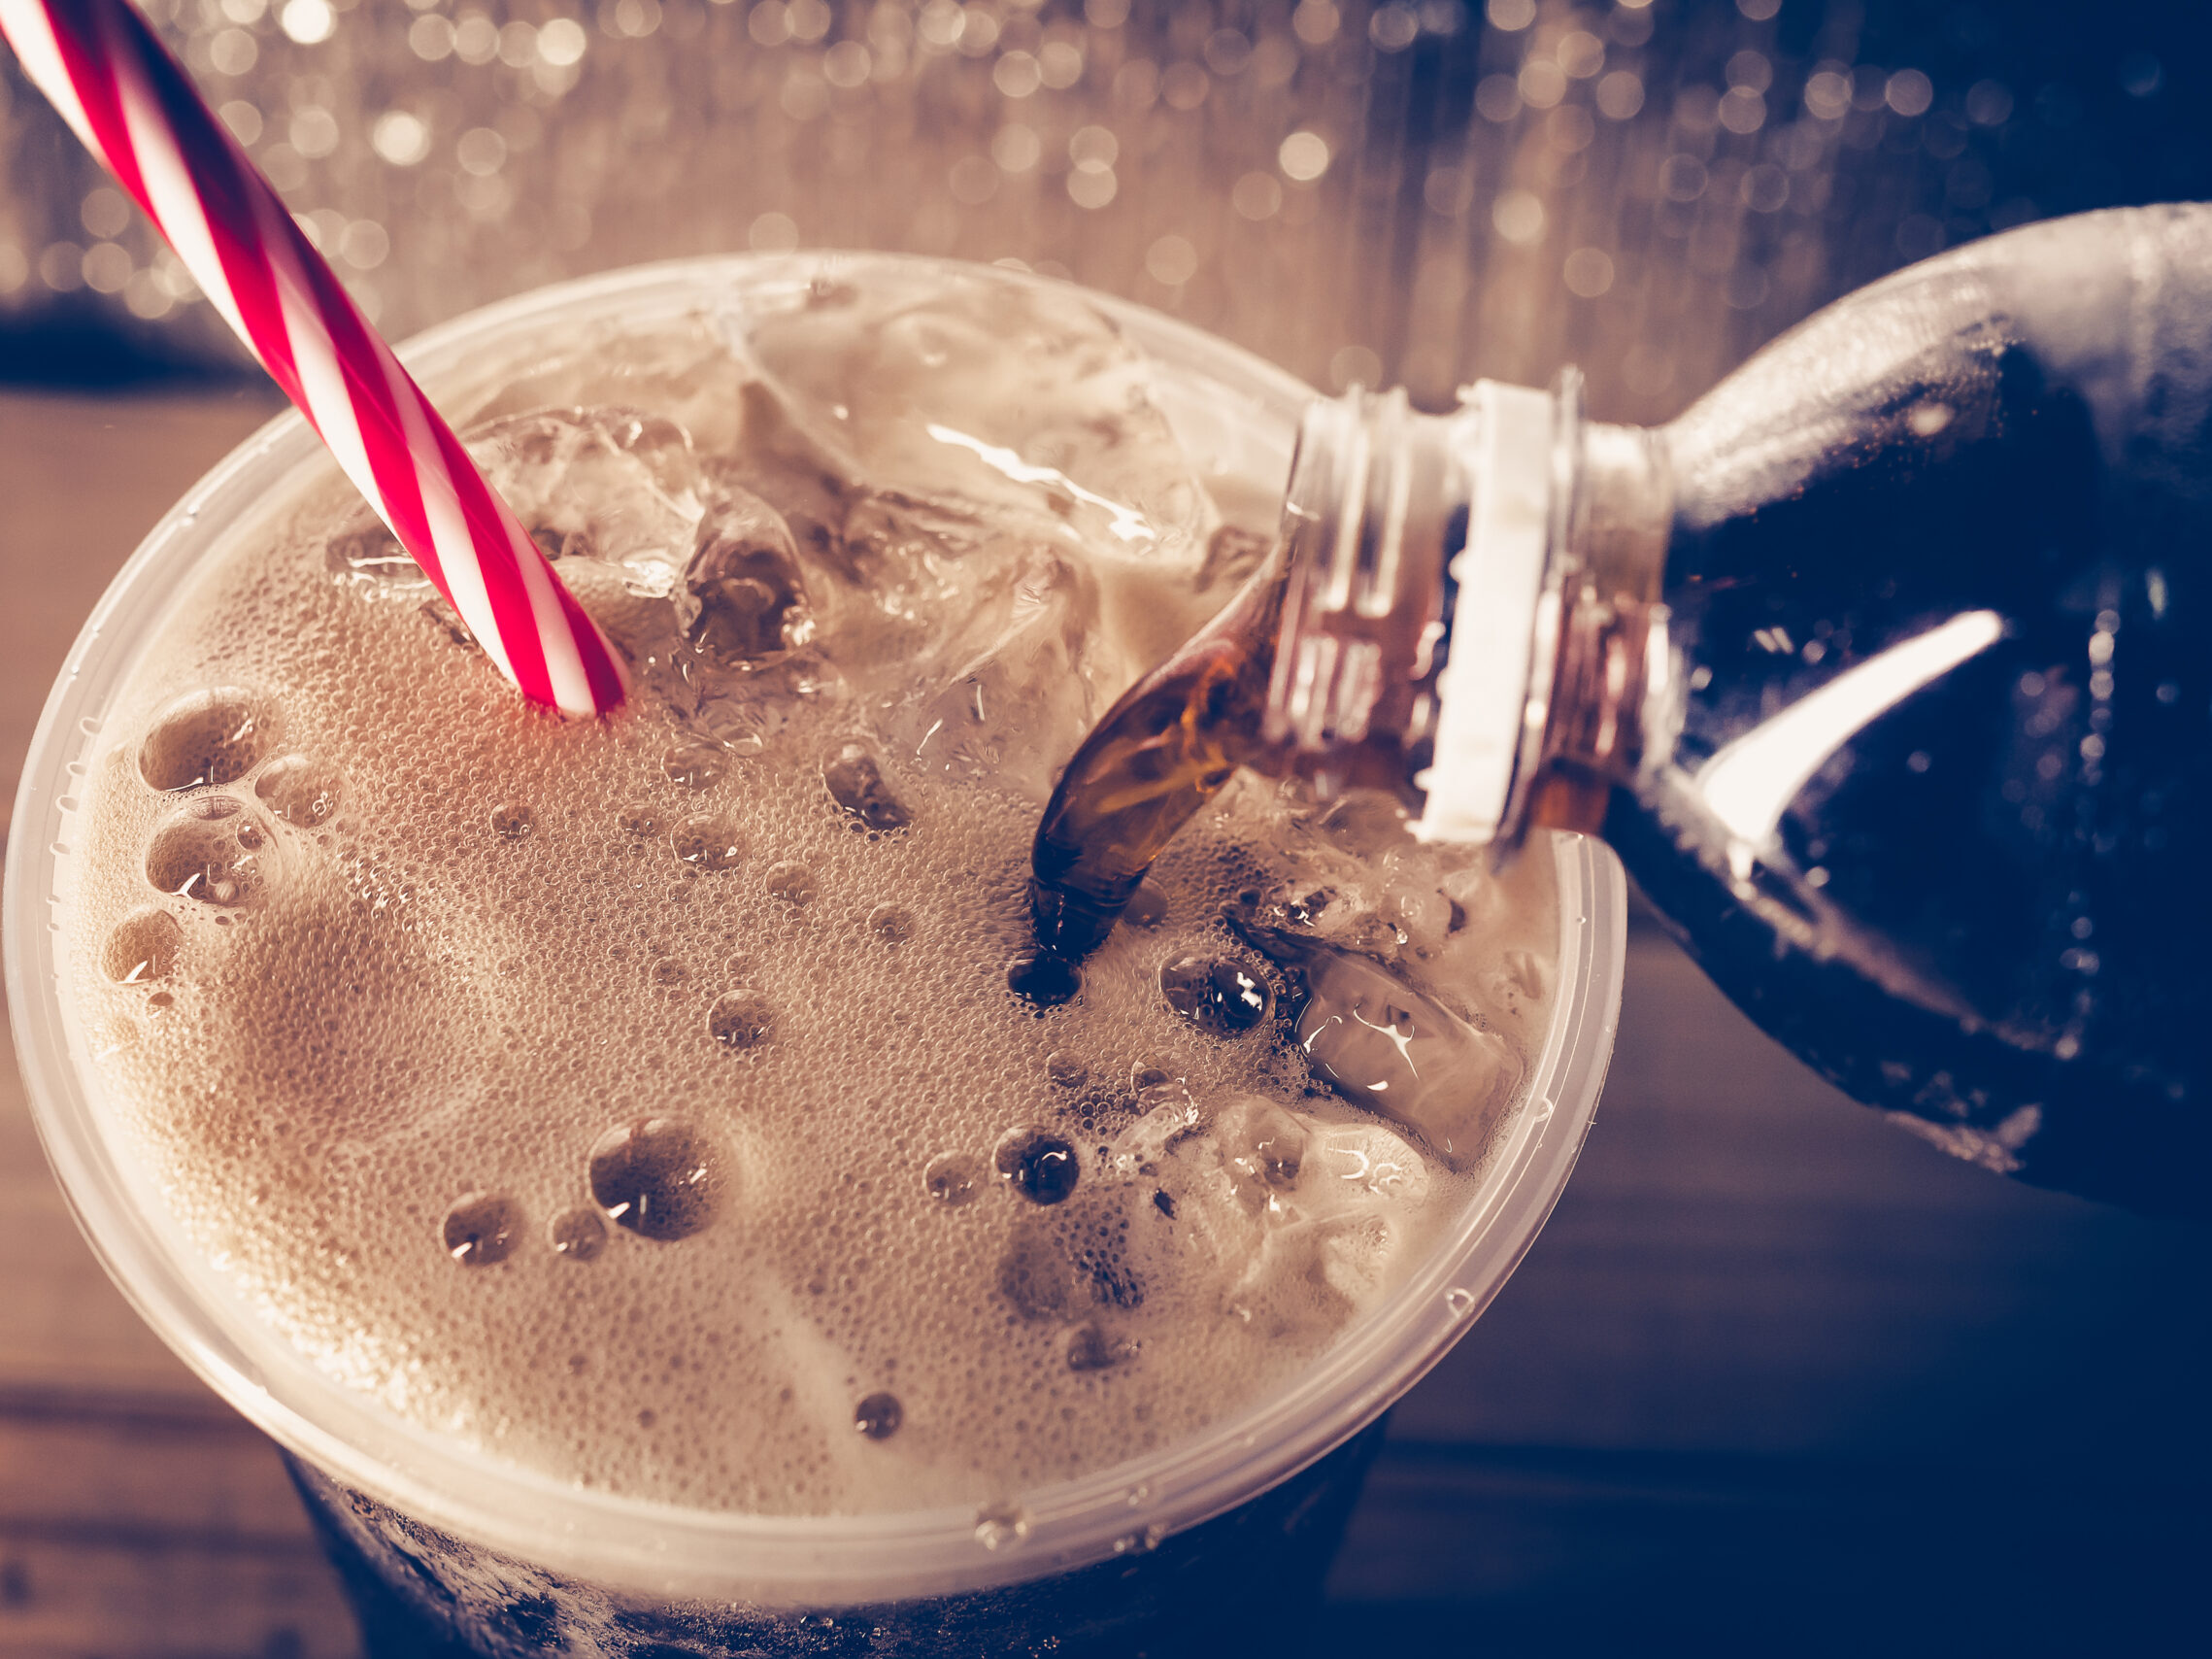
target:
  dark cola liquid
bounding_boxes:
[1026,556,1288,973]
[1611,207,2212,1218]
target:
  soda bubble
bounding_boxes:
[618,804,664,837]
[489,803,536,841]
[1063,1321,1127,1372]
[587,1117,721,1241]
[652,960,688,987]
[138,689,271,792]
[993,1128,1080,1205]
[1159,955,1273,1036]
[922,1151,982,1206]
[550,1206,607,1260]
[1123,883,1170,930]
[145,796,266,907]
[867,902,915,944]
[1006,948,1080,1007]
[253,754,341,825]
[661,743,727,791]
[995,1227,1076,1319]
[672,814,743,870]
[764,862,818,905]
[442,1193,520,1266]
[706,990,773,1049]
[102,907,182,984]
[1045,1052,1088,1089]
[683,490,814,667]
[853,1391,903,1440]
[822,743,911,831]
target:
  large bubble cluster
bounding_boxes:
[60,267,1560,1516]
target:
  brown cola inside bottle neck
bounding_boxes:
[1250,202,2212,1218]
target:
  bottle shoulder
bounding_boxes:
[1664,205,2212,546]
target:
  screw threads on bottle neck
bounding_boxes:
[1261,388,1466,798]
[1262,376,1673,845]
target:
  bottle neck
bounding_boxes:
[1262,380,1673,845]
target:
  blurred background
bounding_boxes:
[4,0,2209,413]
[2,1,2209,1655]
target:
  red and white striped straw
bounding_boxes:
[0,0,626,718]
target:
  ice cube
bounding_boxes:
[678,488,815,668]
[325,514,431,597]
[462,315,755,458]
[745,265,1220,580]
[900,549,1104,798]
[1110,1094,1434,1333]
[715,382,996,684]
[1226,917,1523,1167]
[464,406,706,578]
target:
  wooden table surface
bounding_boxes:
[0,387,2205,1657]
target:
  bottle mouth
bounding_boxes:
[1263,379,1579,844]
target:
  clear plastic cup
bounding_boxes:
[4,254,1625,1648]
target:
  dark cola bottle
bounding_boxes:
[1032,203,2212,1219]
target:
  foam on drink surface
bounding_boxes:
[59,268,1558,1515]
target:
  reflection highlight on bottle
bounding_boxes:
[1695,609,2005,872]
